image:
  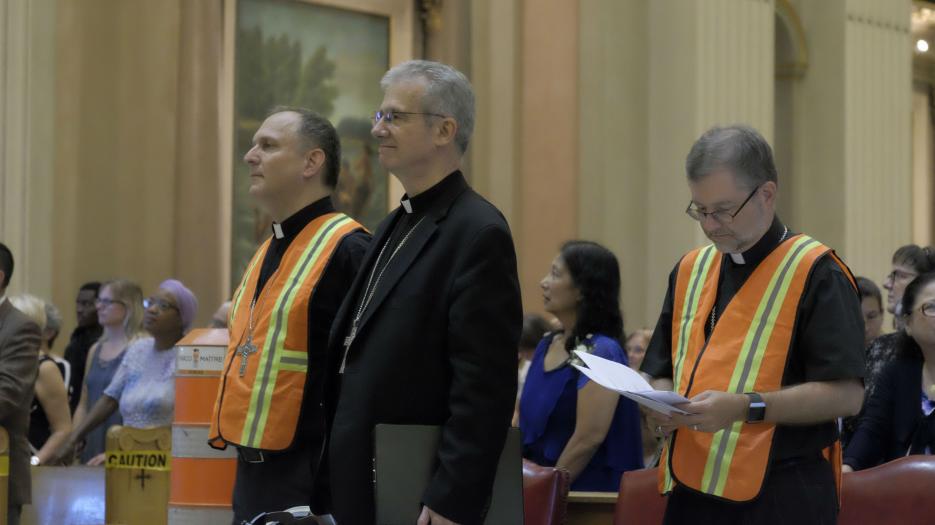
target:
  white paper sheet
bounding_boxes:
[573,350,692,415]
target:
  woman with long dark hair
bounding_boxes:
[843,271,935,471]
[519,241,643,490]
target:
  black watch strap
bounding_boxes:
[745,392,766,423]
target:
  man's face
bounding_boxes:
[371,80,438,175]
[243,112,308,205]
[688,169,772,253]
[76,289,98,327]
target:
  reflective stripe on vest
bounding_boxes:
[659,234,839,501]
[209,212,362,451]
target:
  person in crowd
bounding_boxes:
[72,279,144,464]
[512,314,550,427]
[519,241,644,490]
[625,328,653,372]
[844,272,935,471]
[518,314,550,397]
[9,295,72,467]
[641,125,864,524]
[41,302,73,404]
[857,276,884,347]
[52,280,196,462]
[63,282,102,414]
[209,300,231,329]
[865,246,935,402]
[0,243,41,525]
[208,107,369,523]
[328,60,522,525]
[624,327,662,465]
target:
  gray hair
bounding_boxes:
[381,60,475,153]
[268,106,342,188]
[686,125,778,189]
[44,301,62,336]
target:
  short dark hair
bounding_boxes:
[855,276,882,311]
[559,240,624,351]
[520,313,550,350]
[80,281,101,295]
[686,125,778,189]
[892,245,935,275]
[268,106,341,188]
[896,271,935,359]
[0,242,13,289]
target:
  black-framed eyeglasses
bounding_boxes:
[685,185,762,224]
[372,110,447,125]
[885,269,918,283]
[143,297,178,313]
[95,298,125,308]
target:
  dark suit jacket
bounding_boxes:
[327,172,522,524]
[844,353,927,471]
[0,298,41,507]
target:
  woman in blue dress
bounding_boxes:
[519,240,644,491]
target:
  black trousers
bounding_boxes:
[663,455,838,525]
[231,440,326,524]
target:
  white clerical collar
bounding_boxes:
[729,252,746,265]
[401,198,413,214]
[272,223,285,239]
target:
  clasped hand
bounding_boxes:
[647,390,748,435]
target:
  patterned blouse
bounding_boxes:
[104,337,177,428]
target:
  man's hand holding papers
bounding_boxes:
[571,350,690,416]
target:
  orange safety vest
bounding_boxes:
[209,212,362,451]
[658,234,852,502]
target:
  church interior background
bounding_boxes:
[1,0,934,347]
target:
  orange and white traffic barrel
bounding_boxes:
[169,328,236,524]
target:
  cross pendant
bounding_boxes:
[238,337,258,377]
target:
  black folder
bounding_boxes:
[373,424,524,525]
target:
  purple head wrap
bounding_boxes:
[159,279,198,333]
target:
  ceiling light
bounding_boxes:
[917,39,930,53]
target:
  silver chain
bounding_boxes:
[346,216,425,346]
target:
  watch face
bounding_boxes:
[30,456,40,466]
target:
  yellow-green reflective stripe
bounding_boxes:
[241,215,352,446]
[279,350,308,372]
[672,245,717,393]
[231,248,265,324]
[701,237,819,495]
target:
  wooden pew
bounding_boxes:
[567,491,617,524]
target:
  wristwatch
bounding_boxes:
[745,392,766,423]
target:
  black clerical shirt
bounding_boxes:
[344,171,462,334]
[253,196,370,441]
[641,217,865,460]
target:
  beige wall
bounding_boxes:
[51,0,224,341]
[3,0,924,347]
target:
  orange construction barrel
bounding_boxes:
[169,328,236,524]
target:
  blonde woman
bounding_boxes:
[8,295,72,466]
[72,279,144,465]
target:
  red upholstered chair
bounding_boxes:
[522,459,570,525]
[839,455,935,525]
[613,467,667,525]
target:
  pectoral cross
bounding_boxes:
[238,333,258,376]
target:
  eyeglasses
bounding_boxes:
[143,297,178,312]
[685,185,761,224]
[372,110,447,125]
[95,298,124,308]
[913,302,935,318]
[885,269,918,283]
